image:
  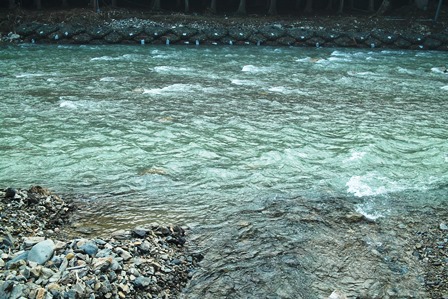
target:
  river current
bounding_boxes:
[1,44,448,298]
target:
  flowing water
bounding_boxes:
[1,44,447,298]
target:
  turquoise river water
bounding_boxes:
[1,44,447,298]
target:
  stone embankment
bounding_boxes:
[0,187,201,299]
[1,18,448,50]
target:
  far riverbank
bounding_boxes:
[1,8,448,50]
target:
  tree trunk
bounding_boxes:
[268,0,277,15]
[111,0,117,7]
[185,0,190,12]
[210,0,217,13]
[375,0,390,15]
[9,0,16,9]
[337,0,344,14]
[151,0,161,10]
[236,0,246,15]
[62,0,68,7]
[368,0,374,12]
[304,0,313,13]
[35,0,42,9]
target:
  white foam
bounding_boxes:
[230,79,258,86]
[268,86,290,93]
[143,83,202,95]
[347,71,375,77]
[354,205,384,220]
[328,56,351,62]
[396,67,416,75]
[346,175,387,197]
[90,54,140,62]
[345,151,366,162]
[267,86,308,95]
[295,57,326,63]
[241,65,271,73]
[441,86,448,91]
[15,73,45,78]
[59,101,77,109]
[90,56,117,61]
[431,67,448,74]
[153,66,193,73]
[295,57,312,62]
[330,50,352,58]
[99,77,118,82]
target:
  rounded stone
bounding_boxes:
[80,241,99,257]
[28,239,55,265]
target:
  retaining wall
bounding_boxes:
[7,21,448,50]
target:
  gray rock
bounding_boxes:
[96,248,112,258]
[80,241,98,257]
[5,187,17,198]
[110,259,122,271]
[0,281,13,298]
[138,240,151,253]
[440,223,448,231]
[23,237,46,249]
[133,276,152,288]
[6,251,28,269]
[9,283,24,299]
[40,267,55,279]
[132,227,149,238]
[28,239,55,265]
[259,25,285,40]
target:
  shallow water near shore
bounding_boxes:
[1,44,448,297]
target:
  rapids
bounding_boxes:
[1,44,447,297]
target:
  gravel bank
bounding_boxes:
[0,187,202,299]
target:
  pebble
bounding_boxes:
[0,187,201,299]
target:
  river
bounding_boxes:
[1,44,447,298]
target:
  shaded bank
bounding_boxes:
[1,7,448,50]
[6,19,448,50]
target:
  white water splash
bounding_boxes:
[59,101,77,109]
[346,175,387,197]
[431,67,448,74]
[230,79,259,86]
[143,83,202,95]
[100,77,118,82]
[345,151,366,162]
[355,204,384,220]
[241,65,271,73]
[153,66,193,73]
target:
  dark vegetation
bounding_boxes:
[1,0,445,18]
[0,0,446,42]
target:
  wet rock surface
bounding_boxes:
[183,196,448,298]
[0,187,201,299]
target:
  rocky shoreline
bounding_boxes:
[0,187,202,299]
[2,187,448,298]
